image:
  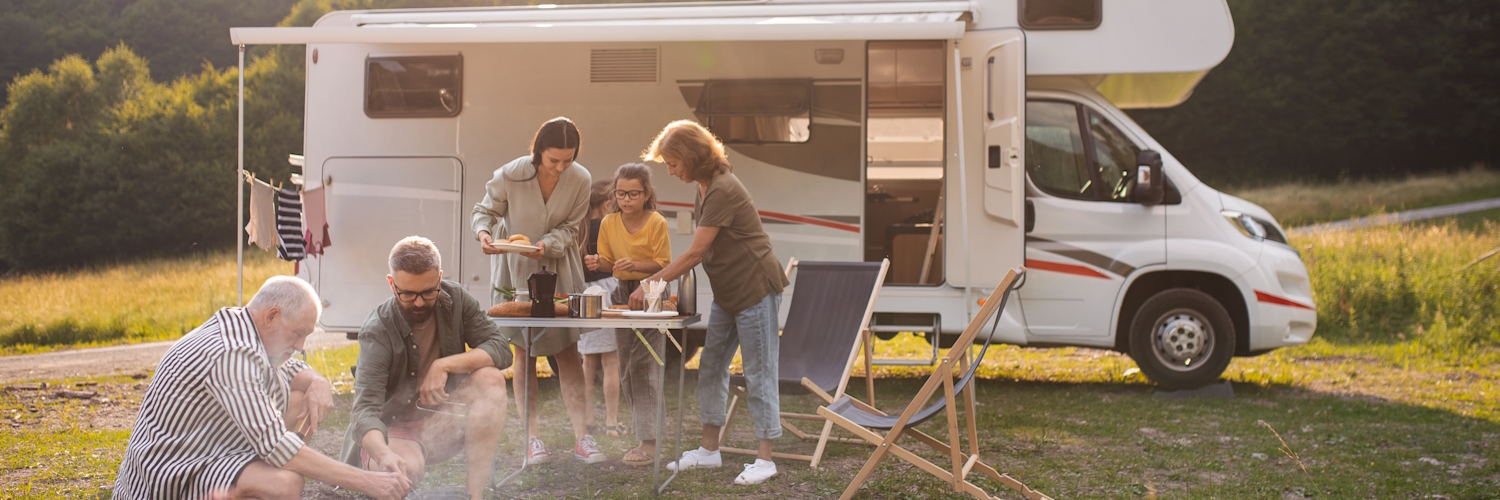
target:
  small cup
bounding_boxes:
[645,296,661,313]
[514,289,530,303]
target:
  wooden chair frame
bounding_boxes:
[718,257,890,468]
[817,267,1051,500]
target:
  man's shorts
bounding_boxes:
[360,416,467,467]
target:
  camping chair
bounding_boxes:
[718,258,889,468]
[817,267,1051,500]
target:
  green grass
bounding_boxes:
[1298,220,1500,347]
[7,330,1496,499]
[0,249,291,355]
[1231,165,1500,228]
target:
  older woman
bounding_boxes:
[472,117,605,465]
[630,120,789,486]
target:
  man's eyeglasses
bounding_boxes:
[614,190,646,200]
[393,285,441,303]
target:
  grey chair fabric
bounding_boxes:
[728,261,883,393]
[827,275,1016,430]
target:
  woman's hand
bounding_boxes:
[628,286,646,310]
[519,241,546,260]
[478,231,506,255]
[614,259,637,273]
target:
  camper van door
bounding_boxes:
[951,30,1025,290]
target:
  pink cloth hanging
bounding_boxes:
[302,187,331,255]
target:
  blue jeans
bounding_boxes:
[699,291,782,440]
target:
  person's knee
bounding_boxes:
[268,468,305,498]
[401,454,426,483]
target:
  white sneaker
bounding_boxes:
[665,447,722,471]
[734,459,778,485]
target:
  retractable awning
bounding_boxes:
[229,1,972,45]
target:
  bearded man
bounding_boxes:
[340,236,514,500]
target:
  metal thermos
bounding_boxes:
[527,266,557,318]
[676,267,697,316]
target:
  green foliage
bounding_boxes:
[1129,0,1500,185]
[0,0,298,101]
[0,45,301,269]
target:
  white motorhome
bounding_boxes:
[232,0,1317,389]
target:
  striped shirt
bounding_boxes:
[113,308,311,499]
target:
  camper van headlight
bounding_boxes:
[1222,210,1268,240]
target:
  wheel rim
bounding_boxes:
[1150,308,1214,373]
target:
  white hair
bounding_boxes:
[246,276,321,323]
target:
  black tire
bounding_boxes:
[1127,288,1235,390]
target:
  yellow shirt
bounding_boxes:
[598,211,672,281]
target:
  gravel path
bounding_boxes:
[0,329,354,383]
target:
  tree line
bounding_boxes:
[1,0,1497,271]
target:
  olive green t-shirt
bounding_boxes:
[695,172,789,314]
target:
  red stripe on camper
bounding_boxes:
[1024,259,1110,279]
[1254,290,1315,310]
[659,201,861,233]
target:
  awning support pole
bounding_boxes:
[953,43,972,320]
[237,45,245,306]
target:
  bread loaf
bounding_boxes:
[487,301,571,317]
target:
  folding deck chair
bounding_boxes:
[817,267,1052,500]
[718,258,889,468]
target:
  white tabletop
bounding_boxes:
[488,315,700,330]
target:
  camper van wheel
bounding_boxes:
[1126,288,1235,390]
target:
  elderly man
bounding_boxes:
[340,236,513,500]
[113,276,410,499]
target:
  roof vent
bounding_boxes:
[591,47,658,85]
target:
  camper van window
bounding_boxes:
[364,55,463,118]
[695,80,811,144]
[1086,111,1142,202]
[1019,0,1101,30]
[1024,101,1093,200]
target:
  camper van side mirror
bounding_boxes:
[1132,150,1164,206]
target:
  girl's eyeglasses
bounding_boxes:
[614,190,646,200]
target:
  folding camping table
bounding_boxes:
[489,314,700,496]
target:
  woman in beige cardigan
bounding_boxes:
[472,117,604,465]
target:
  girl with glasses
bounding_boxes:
[583,163,673,466]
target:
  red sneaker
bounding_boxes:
[526,436,551,465]
[574,435,607,464]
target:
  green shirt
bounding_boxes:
[695,172,789,313]
[339,280,512,467]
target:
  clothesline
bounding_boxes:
[241,172,331,274]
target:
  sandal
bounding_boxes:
[621,447,656,467]
[605,424,628,437]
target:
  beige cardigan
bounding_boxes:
[471,155,591,356]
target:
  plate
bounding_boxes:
[603,307,631,313]
[487,241,540,252]
[621,310,677,318]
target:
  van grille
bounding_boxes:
[590,47,658,84]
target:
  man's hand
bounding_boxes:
[301,377,334,436]
[357,470,412,500]
[584,254,600,271]
[369,451,404,477]
[418,360,451,407]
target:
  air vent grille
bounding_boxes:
[590,47,659,84]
